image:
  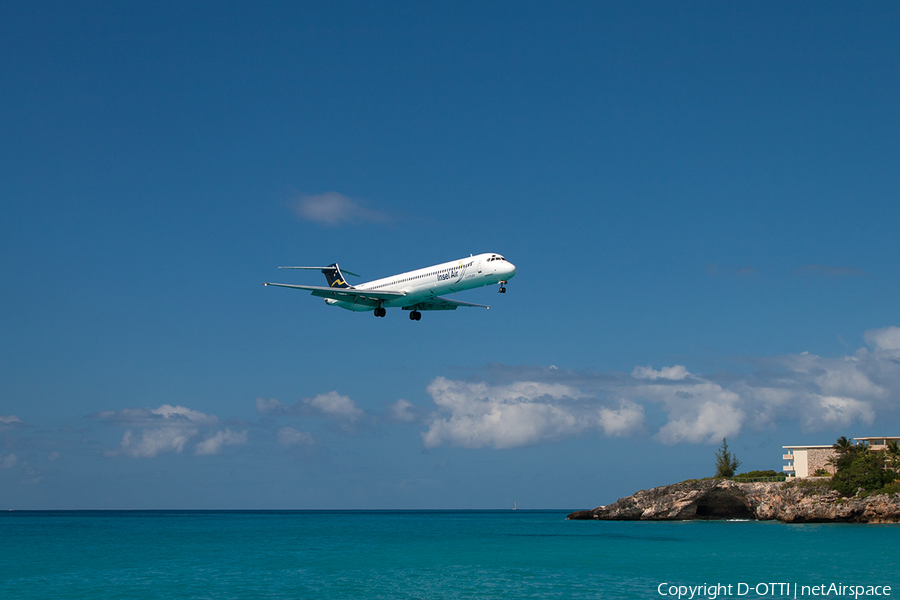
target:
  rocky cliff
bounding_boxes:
[567,479,900,523]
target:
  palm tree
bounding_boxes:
[834,436,853,452]
[887,440,900,471]
[830,436,869,472]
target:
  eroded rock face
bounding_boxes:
[567,480,900,523]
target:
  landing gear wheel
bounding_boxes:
[499,282,507,293]
[374,307,386,318]
[409,310,422,321]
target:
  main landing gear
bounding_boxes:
[374,307,422,320]
[499,281,508,293]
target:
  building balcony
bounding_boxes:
[783,465,795,472]
[782,454,793,460]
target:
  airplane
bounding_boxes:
[263,253,516,320]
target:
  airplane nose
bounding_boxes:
[502,261,516,279]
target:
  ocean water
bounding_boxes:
[1,510,897,599]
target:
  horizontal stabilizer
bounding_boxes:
[278,265,361,278]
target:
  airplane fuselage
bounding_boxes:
[329,253,515,311]
[264,253,516,319]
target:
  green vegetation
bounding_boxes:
[834,436,853,451]
[828,438,898,497]
[888,441,900,467]
[859,481,900,499]
[783,478,831,494]
[734,469,782,479]
[714,437,741,478]
[732,469,786,482]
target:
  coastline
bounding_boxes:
[567,479,900,523]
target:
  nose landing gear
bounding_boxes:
[499,281,508,293]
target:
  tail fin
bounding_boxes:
[323,263,353,288]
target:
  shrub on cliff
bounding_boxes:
[735,470,782,479]
[829,443,896,497]
[783,478,831,494]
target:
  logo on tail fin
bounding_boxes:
[323,264,352,288]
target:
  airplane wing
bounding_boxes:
[403,296,490,311]
[263,282,404,308]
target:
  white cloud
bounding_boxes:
[0,415,24,430]
[256,398,285,414]
[656,400,744,445]
[151,404,219,425]
[276,427,314,447]
[1,453,18,469]
[113,427,197,458]
[291,192,389,226]
[805,395,875,430]
[93,405,220,428]
[306,392,364,422]
[255,392,364,423]
[598,401,645,437]
[632,336,900,439]
[624,376,745,444]
[421,377,639,449]
[96,404,245,459]
[389,399,419,423]
[421,325,900,448]
[864,326,900,351]
[194,429,248,456]
[631,365,690,380]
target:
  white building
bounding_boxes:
[783,436,900,478]
[782,445,836,478]
[853,436,900,449]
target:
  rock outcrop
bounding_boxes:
[567,479,900,523]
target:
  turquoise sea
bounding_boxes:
[1,511,897,599]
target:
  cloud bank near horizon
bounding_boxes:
[419,326,900,448]
[93,405,247,458]
[8,327,900,463]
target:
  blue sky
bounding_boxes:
[2,1,899,509]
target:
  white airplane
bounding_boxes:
[264,253,516,320]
